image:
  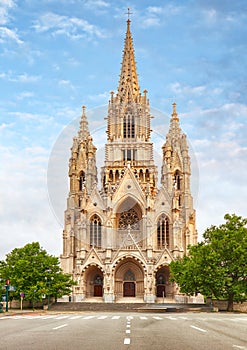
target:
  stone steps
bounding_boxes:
[50,302,212,313]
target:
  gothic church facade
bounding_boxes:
[61,20,197,302]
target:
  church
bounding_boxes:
[60,19,197,303]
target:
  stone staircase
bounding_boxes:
[50,301,212,313]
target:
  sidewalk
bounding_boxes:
[0,309,58,317]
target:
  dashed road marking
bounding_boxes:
[190,325,207,333]
[53,323,68,330]
[124,338,131,345]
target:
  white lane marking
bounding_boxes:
[98,316,108,319]
[126,316,133,320]
[112,316,120,319]
[124,338,131,345]
[190,325,207,333]
[70,315,82,320]
[140,316,148,320]
[153,316,163,320]
[126,329,131,334]
[126,324,131,328]
[53,323,68,330]
[55,315,69,320]
[179,316,188,320]
[83,316,95,319]
[232,346,247,349]
[166,316,177,320]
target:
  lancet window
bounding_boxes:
[79,171,85,191]
[174,170,181,190]
[123,114,135,139]
[157,215,169,248]
[90,215,102,247]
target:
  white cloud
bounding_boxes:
[0,121,14,130]
[0,26,23,44]
[84,0,110,9]
[0,0,15,25]
[141,17,160,28]
[170,82,206,96]
[0,71,40,82]
[16,91,34,100]
[33,12,107,40]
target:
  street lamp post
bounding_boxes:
[45,275,54,310]
[5,279,10,312]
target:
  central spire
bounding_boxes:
[117,19,140,101]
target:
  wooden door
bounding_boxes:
[157,285,166,297]
[124,282,135,297]
[94,284,103,297]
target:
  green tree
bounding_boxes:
[170,214,247,311]
[0,242,76,307]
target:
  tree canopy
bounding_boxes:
[0,242,76,305]
[170,214,247,311]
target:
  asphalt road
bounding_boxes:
[0,312,246,350]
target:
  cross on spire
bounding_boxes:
[126,7,132,20]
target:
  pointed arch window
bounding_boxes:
[90,215,102,247]
[123,114,135,139]
[174,170,181,190]
[157,215,169,248]
[79,171,85,191]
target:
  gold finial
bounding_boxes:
[126,7,132,21]
[172,102,179,121]
[172,102,177,114]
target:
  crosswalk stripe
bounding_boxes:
[55,315,70,319]
[69,315,82,319]
[140,316,148,320]
[112,316,120,319]
[166,316,177,321]
[98,316,108,319]
[153,316,163,320]
[83,315,95,319]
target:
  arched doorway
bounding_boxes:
[114,258,144,299]
[83,265,104,298]
[156,266,170,298]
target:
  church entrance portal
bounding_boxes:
[114,258,144,299]
[83,266,103,299]
[156,266,170,298]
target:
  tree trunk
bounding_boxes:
[227,294,234,312]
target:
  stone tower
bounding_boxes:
[60,20,197,302]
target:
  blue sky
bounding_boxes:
[0,0,247,259]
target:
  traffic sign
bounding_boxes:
[8,286,16,292]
